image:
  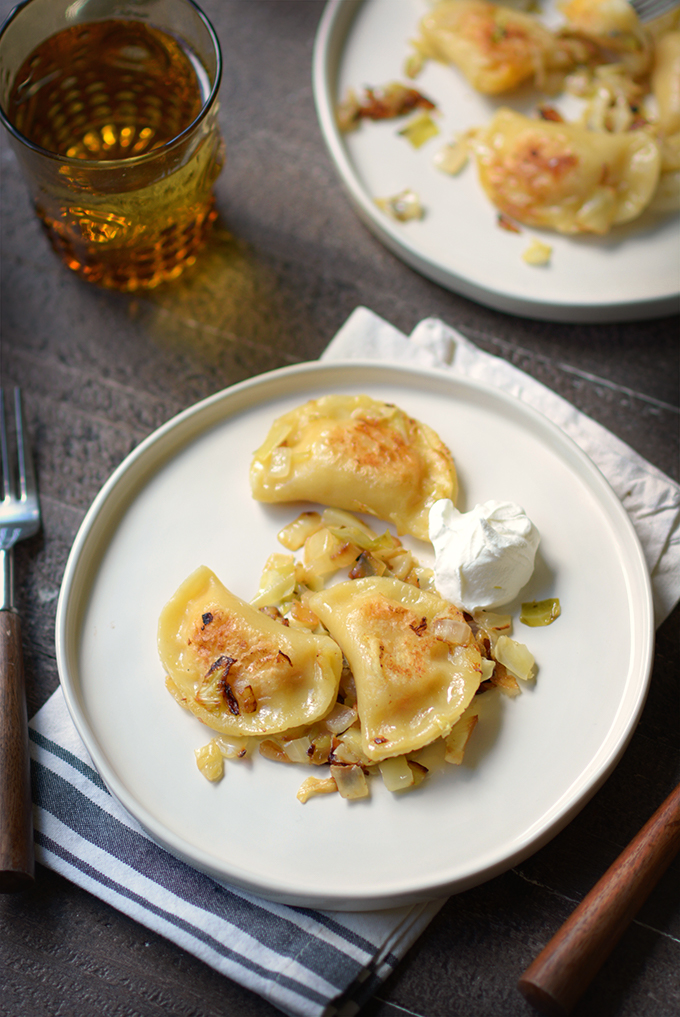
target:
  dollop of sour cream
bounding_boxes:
[429,499,540,612]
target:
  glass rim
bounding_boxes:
[0,0,223,168]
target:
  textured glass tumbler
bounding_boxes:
[0,0,224,290]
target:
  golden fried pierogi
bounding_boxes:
[308,577,483,762]
[474,108,661,233]
[416,0,574,94]
[158,566,342,735]
[250,395,456,541]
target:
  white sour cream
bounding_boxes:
[429,499,540,612]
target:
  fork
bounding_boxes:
[630,0,680,22]
[0,388,40,893]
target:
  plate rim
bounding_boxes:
[55,359,656,909]
[312,0,680,324]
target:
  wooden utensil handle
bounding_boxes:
[0,609,35,893]
[518,781,680,1016]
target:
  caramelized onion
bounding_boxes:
[331,764,369,800]
[297,775,337,803]
[282,734,313,764]
[432,617,471,644]
[277,511,323,550]
[379,755,415,792]
[323,703,358,734]
[398,111,440,148]
[195,741,224,781]
[494,635,535,681]
[520,597,561,626]
[444,712,479,765]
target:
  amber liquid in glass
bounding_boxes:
[7,20,223,289]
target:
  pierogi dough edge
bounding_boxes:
[158,565,343,737]
[309,576,483,763]
[249,394,457,541]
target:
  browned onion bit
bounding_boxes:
[476,680,494,695]
[349,550,384,579]
[205,654,235,678]
[308,733,331,765]
[489,662,520,696]
[222,682,241,715]
[260,740,290,763]
[360,84,435,120]
[240,685,257,714]
[537,104,564,121]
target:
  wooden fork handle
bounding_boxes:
[0,609,35,892]
[517,781,680,1016]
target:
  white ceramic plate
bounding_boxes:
[313,0,680,322]
[56,361,654,910]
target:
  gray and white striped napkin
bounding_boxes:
[30,308,680,1017]
[29,688,443,1017]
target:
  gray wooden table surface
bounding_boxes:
[1,2,678,1016]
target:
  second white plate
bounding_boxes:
[313,0,680,322]
[56,361,654,910]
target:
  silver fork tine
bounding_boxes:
[14,388,36,506]
[0,389,40,555]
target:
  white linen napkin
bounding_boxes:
[29,308,680,1017]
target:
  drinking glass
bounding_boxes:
[0,0,224,290]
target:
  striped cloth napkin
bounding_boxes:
[29,689,443,1017]
[30,308,680,1017]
